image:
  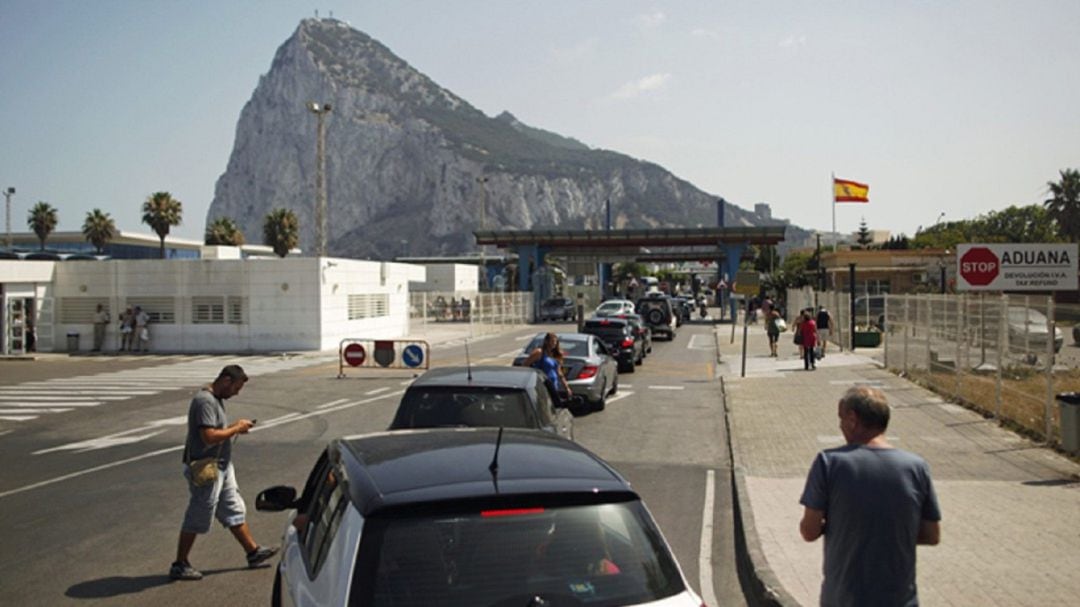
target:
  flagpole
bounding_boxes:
[831,171,836,248]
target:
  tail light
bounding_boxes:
[481,507,545,518]
[620,338,634,348]
[578,365,598,379]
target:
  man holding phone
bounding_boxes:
[170,364,277,581]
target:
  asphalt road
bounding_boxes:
[0,318,744,606]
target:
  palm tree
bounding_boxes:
[82,208,116,254]
[1044,168,1080,242]
[205,217,246,246]
[141,191,183,259]
[263,208,299,258]
[27,201,58,250]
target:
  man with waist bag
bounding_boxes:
[170,364,277,581]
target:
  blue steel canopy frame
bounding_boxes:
[474,226,786,293]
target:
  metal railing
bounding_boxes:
[409,291,532,338]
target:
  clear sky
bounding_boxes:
[2,1,1077,242]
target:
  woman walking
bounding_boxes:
[799,310,819,370]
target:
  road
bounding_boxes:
[0,318,745,606]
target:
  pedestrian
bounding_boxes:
[92,303,110,352]
[523,332,572,400]
[766,309,783,357]
[134,305,150,352]
[119,306,135,351]
[799,386,941,606]
[816,306,834,356]
[799,309,818,370]
[170,364,278,581]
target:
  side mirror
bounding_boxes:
[256,485,298,512]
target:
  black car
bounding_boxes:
[388,366,573,439]
[636,294,678,340]
[255,428,704,606]
[538,297,576,322]
[609,312,652,357]
[581,317,642,372]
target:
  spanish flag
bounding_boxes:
[833,178,870,203]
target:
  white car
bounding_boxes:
[257,428,705,606]
[594,299,636,317]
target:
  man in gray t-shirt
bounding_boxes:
[799,386,941,607]
[169,364,278,581]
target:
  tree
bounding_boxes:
[141,191,183,259]
[205,217,246,246]
[82,208,116,254]
[263,208,299,258]
[880,235,911,250]
[978,205,1060,243]
[1044,168,1080,242]
[856,217,873,248]
[27,201,58,250]
[753,245,780,274]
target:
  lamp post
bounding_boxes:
[307,102,332,257]
[4,187,14,251]
[476,176,489,290]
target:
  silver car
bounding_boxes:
[513,332,619,411]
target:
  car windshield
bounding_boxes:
[1008,308,1047,324]
[391,388,534,429]
[352,501,686,607]
[583,324,627,341]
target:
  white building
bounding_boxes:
[1,256,424,354]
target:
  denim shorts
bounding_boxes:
[181,461,247,534]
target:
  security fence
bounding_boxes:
[409,291,532,337]
[788,289,1080,447]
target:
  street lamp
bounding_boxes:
[4,187,14,251]
[307,102,332,257]
[476,176,489,289]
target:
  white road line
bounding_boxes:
[699,469,718,607]
[0,401,105,408]
[263,412,303,424]
[1,390,405,499]
[605,392,633,405]
[0,415,38,422]
[619,384,632,389]
[687,335,716,350]
[648,385,685,390]
[500,349,523,357]
[0,390,159,395]
[399,379,415,386]
[364,387,390,396]
[0,395,130,401]
[316,398,351,409]
[0,408,74,415]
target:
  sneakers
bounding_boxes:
[169,561,203,581]
[247,545,279,568]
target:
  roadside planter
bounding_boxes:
[853,329,882,348]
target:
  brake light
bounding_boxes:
[481,507,545,518]
[578,365,598,379]
[621,338,634,348]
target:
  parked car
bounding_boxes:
[256,428,704,607]
[388,366,573,439]
[594,298,636,317]
[513,332,619,411]
[610,312,653,356]
[581,317,643,372]
[636,293,678,340]
[539,296,576,322]
[1006,306,1064,354]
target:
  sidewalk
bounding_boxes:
[718,324,1080,606]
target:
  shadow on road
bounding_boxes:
[65,566,251,599]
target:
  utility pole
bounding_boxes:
[476,176,489,289]
[308,102,332,256]
[3,187,14,250]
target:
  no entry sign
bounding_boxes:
[343,343,366,366]
[956,243,1078,291]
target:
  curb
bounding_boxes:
[716,330,803,607]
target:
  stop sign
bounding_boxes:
[960,247,999,286]
[343,343,366,367]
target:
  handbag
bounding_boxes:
[776,318,787,332]
[188,443,223,487]
[794,330,803,345]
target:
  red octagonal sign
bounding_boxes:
[960,247,1000,286]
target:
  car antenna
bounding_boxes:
[465,340,473,381]
[488,426,503,493]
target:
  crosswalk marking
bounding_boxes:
[0,354,334,426]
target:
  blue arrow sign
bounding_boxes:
[403,344,424,368]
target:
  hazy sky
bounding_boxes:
[2,1,1077,242]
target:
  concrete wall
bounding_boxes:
[410,264,477,293]
[9,257,429,353]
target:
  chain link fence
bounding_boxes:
[409,291,532,338]
[785,289,1080,446]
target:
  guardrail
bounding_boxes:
[337,338,431,378]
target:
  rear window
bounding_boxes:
[352,501,686,606]
[522,337,588,357]
[583,324,627,341]
[390,388,535,430]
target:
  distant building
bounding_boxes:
[3,230,286,259]
[821,249,953,294]
[754,203,772,221]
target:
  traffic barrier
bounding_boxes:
[337,338,430,378]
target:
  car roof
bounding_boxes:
[409,365,540,390]
[336,428,634,516]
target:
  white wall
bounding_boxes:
[20,257,430,353]
[410,263,478,293]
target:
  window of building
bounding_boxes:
[192,297,225,324]
[348,294,389,320]
[126,297,176,324]
[59,298,110,324]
